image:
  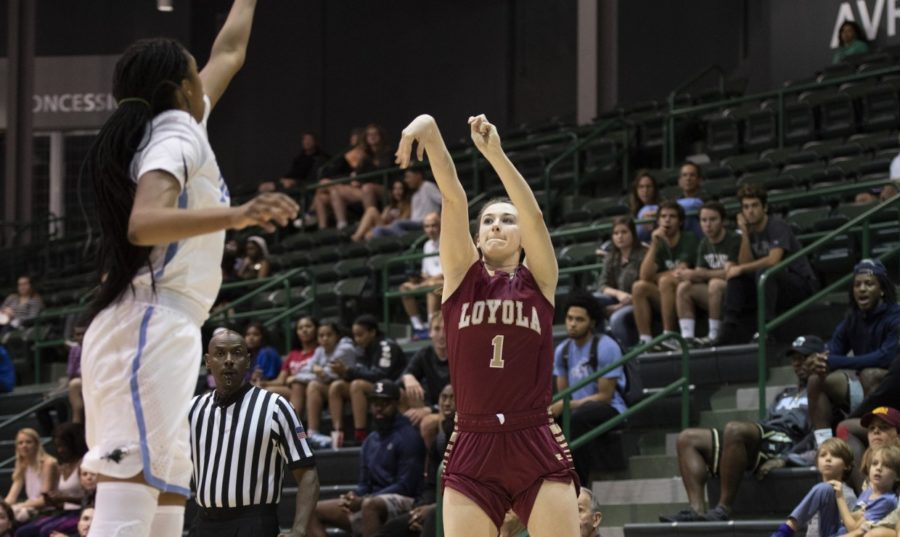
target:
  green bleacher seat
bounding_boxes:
[787,206,833,233]
[557,242,598,268]
[581,197,628,219]
[334,258,370,278]
[720,152,773,175]
[703,177,738,199]
[737,170,795,191]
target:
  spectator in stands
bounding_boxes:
[0,501,13,537]
[312,128,376,230]
[401,313,450,445]
[577,487,603,537]
[236,236,270,280]
[855,189,879,205]
[841,407,900,495]
[597,216,647,349]
[398,212,443,339]
[632,201,699,350]
[833,20,869,64]
[65,324,86,423]
[371,169,442,238]
[675,201,741,346]
[769,437,856,537]
[244,321,282,385]
[722,184,819,344]
[0,344,14,394]
[259,131,330,193]
[628,171,660,244]
[676,162,705,237]
[372,384,455,537]
[880,182,898,202]
[264,315,318,411]
[4,428,58,523]
[364,123,394,171]
[307,380,425,537]
[74,506,94,537]
[835,445,900,534]
[806,260,900,437]
[660,335,818,522]
[352,179,412,242]
[330,315,406,447]
[295,320,358,449]
[550,291,626,485]
[0,276,44,330]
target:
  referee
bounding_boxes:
[188,328,320,536]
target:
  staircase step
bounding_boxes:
[600,503,691,527]
[637,430,671,456]
[627,454,679,479]
[767,365,796,386]
[592,477,688,506]
[625,520,784,537]
[735,385,793,410]
[708,385,741,411]
[698,408,760,430]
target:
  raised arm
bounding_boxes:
[199,0,258,110]
[468,115,558,302]
[396,115,478,299]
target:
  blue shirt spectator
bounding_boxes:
[357,413,425,498]
[827,302,900,371]
[553,334,627,414]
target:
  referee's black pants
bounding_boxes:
[191,504,280,537]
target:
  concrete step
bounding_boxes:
[625,520,784,537]
[627,454,679,479]
[698,408,760,430]
[592,477,688,506]
[601,503,692,527]
[735,384,793,410]
[637,430,676,456]
[708,385,741,411]
[768,365,796,386]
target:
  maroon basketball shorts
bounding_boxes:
[441,408,580,528]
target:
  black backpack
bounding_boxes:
[561,332,644,407]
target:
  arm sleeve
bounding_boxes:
[599,337,624,379]
[294,352,319,383]
[347,341,406,382]
[598,256,615,290]
[864,495,898,522]
[375,429,425,497]
[134,116,205,189]
[356,439,372,496]
[828,322,899,370]
[403,350,426,378]
[767,220,794,252]
[272,397,316,469]
[553,342,567,378]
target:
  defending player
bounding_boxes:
[79,1,298,535]
[395,114,580,537]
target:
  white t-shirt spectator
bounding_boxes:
[422,239,442,278]
[411,181,441,221]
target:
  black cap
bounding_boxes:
[785,335,826,357]
[368,379,401,401]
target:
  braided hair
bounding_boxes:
[83,38,190,318]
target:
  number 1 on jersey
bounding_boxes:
[490,335,505,368]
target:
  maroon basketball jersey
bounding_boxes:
[442,261,555,416]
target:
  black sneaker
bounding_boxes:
[703,505,731,521]
[659,509,705,523]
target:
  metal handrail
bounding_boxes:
[0,393,67,438]
[668,64,727,106]
[755,195,900,419]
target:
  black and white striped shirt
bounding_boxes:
[188,384,315,508]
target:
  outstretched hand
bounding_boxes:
[395,115,438,168]
[233,193,299,233]
[468,114,502,154]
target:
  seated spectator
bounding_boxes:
[628,171,660,244]
[244,321,282,385]
[69,506,93,537]
[17,445,94,537]
[65,324,87,424]
[675,201,741,346]
[880,182,898,202]
[831,445,899,534]
[0,501,13,537]
[259,131,330,193]
[398,212,443,339]
[0,344,14,394]
[632,201,699,350]
[401,313,450,445]
[596,216,647,348]
[313,128,376,230]
[295,320,358,449]
[722,184,820,343]
[364,123,394,171]
[0,275,44,330]
[840,407,900,495]
[307,380,425,537]
[372,384,455,537]
[855,190,879,205]
[330,315,406,447]
[660,335,817,522]
[264,315,319,411]
[4,428,58,523]
[806,260,900,439]
[371,169,441,238]
[550,292,626,485]
[352,179,412,242]
[675,161,706,237]
[236,236,270,280]
[769,438,856,537]
[833,20,869,64]
[577,487,604,537]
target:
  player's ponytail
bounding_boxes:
[83,38,190,318]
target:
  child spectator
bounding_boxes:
[245,321,282,385]
[4,428,58,523]
[596,216,647,349]
[628,171,660,244]
[770,437,856,537]
[351,179,412,242]
[65,325,86,424]
[398,212,443,339]
[834,445,900,534]
[264,316,318,412]
[295,320,358,448]
[236,236,270,280]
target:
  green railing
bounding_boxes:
[0,394,67,469]
[755,195,900,419]
[434,332,691,536]
[663,63,900,167]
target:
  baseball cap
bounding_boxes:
[854,259,888,278]
[368,379,401,401]
[861,406,900,429]
[785,335,826,357]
